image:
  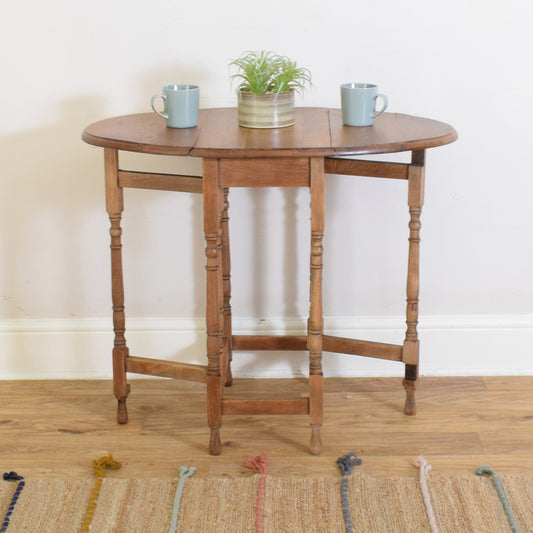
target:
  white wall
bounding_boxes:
[1,0,532,378]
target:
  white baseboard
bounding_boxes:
[1,315,532,379]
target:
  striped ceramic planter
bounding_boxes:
[237,90,295,129]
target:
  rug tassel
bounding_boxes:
[81,454,122,533]
[1,472,25,533]
[168,466,196,533]
[476,466,521,533]
[337,452,362,533]
[244,453,268,475]
[414,456,439,533]
[244,454,269,533]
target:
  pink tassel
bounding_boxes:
[244,454,269,532]
[244,453,268,475]
[414,455,439,533]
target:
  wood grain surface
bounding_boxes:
[1,377,531,479]
[83,108,457,158]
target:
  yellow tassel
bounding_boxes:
[81,454,121,533]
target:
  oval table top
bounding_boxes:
[82,107,457,158]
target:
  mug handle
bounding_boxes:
[372,94,388,118]
[151,93,168,119]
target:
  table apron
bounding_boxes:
[218,157,310,187]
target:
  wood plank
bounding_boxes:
[323,335,403,361]
[481,428,533,454]
[232,335,307,351]
[118,170,202,193]
[222,398,309,415]
[325,158,409,179]
[209,454,533,479]
[191,108,335,158]
[328,109,457,156]
[482,375,533,391]
[126,356,207,382]
[219,158,309,187]
[322,376,486,394]
[82,111,208,155]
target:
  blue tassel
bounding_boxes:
[1,472,25,533]
[476,466,521,533]
[337,453,361,533]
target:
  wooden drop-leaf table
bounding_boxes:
[82,108,457,455]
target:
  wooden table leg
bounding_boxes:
[203,159,224,455]
[309,158,325,454]
[403,150,425,416]
[104,148,130,424]
[221,187,233,387]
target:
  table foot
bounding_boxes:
[310,425,322,455]
[209,428,222,455]
[403,378,417,416]
[225,366,233,387]
[117,397,128,424]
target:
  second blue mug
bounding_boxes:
[341,83,388,126]
[151,84,199,128]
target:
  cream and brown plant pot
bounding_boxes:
[237,90,295,129]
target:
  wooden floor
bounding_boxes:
[1,377,532,479]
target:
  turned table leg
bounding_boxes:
[309,158,325,454]
[104,148,130,424]
[403,150,425,416]
[221,187,233,387]
[203,159,224,455]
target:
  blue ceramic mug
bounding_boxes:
[341,83,388,126]
[151,84,199,128]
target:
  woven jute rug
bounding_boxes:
[1,473,532,532]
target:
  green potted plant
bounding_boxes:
[230,50,312,129]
